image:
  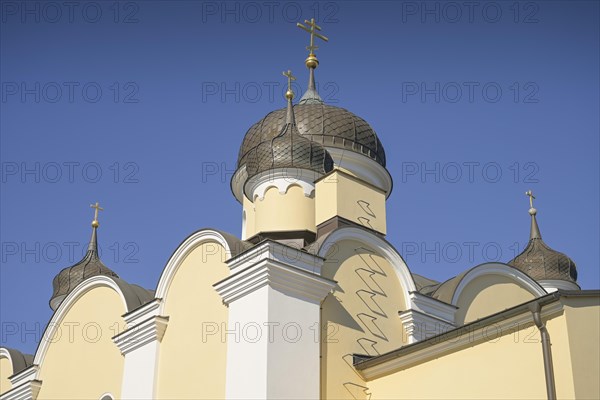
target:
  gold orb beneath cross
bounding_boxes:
[92,220,99,228]
[305,54,319,69]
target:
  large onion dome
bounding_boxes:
[243,102,334,188]
[232,24,392,202]
[237,104,386,172]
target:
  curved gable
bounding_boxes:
[317,227,416,399]
[34,276,132,399]
[156,229,242,399]
[450,263,547,325]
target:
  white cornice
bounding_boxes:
[539,279,580,292]
[359,300,564,380]
[326,147,393,197]
[115,298,168,355]
[123,298,162,326]
[399,309,455,344]
[228,240,325,275]
[451,263,547,305]
[8,366,38,389]
[112,316,169,355]
[0,379,42,400]
[409,292,457,325]
[215,258,336,305]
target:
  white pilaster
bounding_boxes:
[214,241,336,400]
[112,299,168,400]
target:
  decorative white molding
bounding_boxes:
[0,348,12,371]
[116,299,167,400]
[401,292,456,343]
[399,309,455,344]
[228,240,325,275]
[0,348,9,358]
[360,300,564,380]
[8,366,38,390]
[245,168,320,201]
[0,378,42,400]
[326,147,393,197]
[317,227,416,310]
[113,316,169,355]
[155,229,234,313]
[409,292,457,325]
[451,263,547,305]
[215,258,336,305]
[232,143,393,202]
[123,298,162,326]
[219,241,334,400]
[539,279,580,292]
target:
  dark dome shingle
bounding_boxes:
[238,104,386,170]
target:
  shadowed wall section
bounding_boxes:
[320,239,409,399]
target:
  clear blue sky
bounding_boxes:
[1,1,598,354]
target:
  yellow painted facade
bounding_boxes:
[455,274,537,324]
[249,185,316,236]
[363,296,600,400]
[0,358,12,395]
[320,240,409,399]
[242,195,256,240]
[316,171,387,235]
[563,298,600,399]
[36,286,127,400]
[157,241,230,399]
[367,319,548,399]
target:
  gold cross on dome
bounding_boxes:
[283,70,296,92]
[90,202,103,226]
[297,18,328,55]
[525,190,535,208]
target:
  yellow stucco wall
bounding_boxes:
[36,286,127,399]
[0,357,12,395]
[316,171,387,235]
[455,274,537,325]
[321,240,409,399]
[368,317,552,399]
[242,195,255,240]
[563,297,600,399]
[251,185,316,235]
[156,241,230,399]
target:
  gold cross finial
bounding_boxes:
[525,190,535,208]
[297,18,328,68]
[90,202,103,228]
[283,70,296,100]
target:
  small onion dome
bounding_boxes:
[50,225,118,310]
[243,117,334,195]
[237,104,386,171]
[508,206,578,284]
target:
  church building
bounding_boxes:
[1,20,598,400]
